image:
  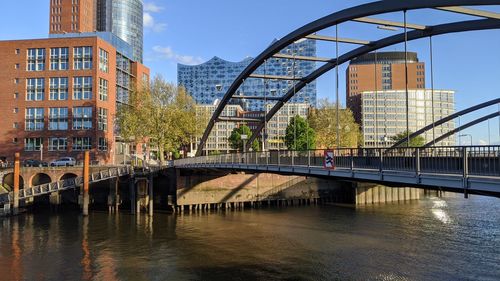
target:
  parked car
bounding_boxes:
[23,159,48,167]
[50,157,76,167]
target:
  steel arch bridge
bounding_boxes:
[196,0,500,156]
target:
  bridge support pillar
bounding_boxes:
[148,175,153,217]
[108,178,119,213]
[82,151,90,216]
[49,192,61,210]
[12,152,20,216]
[129,178,136,215]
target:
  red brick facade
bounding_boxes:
[49,0,97,34]
[0,37,149,164]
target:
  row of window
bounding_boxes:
[24,107,108,131]
[24,47,108,72]
[25,137,107,152]
[23,77,108,101]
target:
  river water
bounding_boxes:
[0,194,499,281]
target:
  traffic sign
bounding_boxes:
[324,150,335,169]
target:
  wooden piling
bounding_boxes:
[12,152,20,215]
[82,151,90,216]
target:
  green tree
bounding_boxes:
[116,75,204,164]
[308,99,361,148]
[228,125,260,152]
[390,130,425,147]
[284,115,316,151]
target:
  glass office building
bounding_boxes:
[178,39,317,111]
[97,0,144,63]
[361,89,455,147]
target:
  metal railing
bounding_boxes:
[174,146,500,178]
[0,166,133,205]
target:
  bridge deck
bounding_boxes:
[174,147,500,196]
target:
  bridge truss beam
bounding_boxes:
[197,0,500,156]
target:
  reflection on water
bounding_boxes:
[0,194,499,281]
[431,197,452,224]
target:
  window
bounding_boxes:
[99,78,108,101]
[72,137,92,150]
[48,137,67,151]
[73,77,92,100]
[13,122,19,129]
[98,107,108,131]
[73,46,92,70]
[72,107,92,130]
[25,138,43,151]
[27,48,45,71]
[99,48,109,73]
[25,108,44,131]
[50,47,69,70]
[13,108,18,113]
[49,107,68,130]
[15,49,20,55]
[14,93,18,99]
[14,78,19,84]
[49,77,68,100]
[98,137,108,151]
[26,78,45,101]
[15,63,19,69]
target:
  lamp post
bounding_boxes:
[459,134,472,146]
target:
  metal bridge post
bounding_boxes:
[292,151,295,166]
[415,147,421,181]
[463,146,469,198]
[350,148,354,171]
[308,150,311,167]
[378,148,383,173]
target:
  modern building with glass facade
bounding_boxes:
[361,89,455,147]
[96,0,144,63]
[178,39,317,111]
[191,103,310,155]
[50,0,144,63]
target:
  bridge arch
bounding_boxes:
[2,173,24,191]
[59,173,78,181]
[196,0,500,155]
[31,173,52,187]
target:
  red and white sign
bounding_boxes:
[324,150,335,169]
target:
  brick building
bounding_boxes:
[346,52,425,124]
[0,0,149,164]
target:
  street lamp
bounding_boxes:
[459,134,472,146]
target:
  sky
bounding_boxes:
[1,0,500,145]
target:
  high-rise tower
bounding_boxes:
[49,0,144,63]
[49,0,97,34]
[96,0,144,63]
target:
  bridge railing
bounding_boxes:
[174,146,500,178]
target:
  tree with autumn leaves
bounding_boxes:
[116,76,206,163]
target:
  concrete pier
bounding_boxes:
[148,175,153,217]
[354,183,421,205]
[129,179,136,214]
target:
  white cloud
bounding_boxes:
[152,46,204,65]
[478,139,488,145]
[143,2,166,32]
[144,2,164,13]
[143,12,167,32]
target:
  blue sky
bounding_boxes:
[1,0,500,145]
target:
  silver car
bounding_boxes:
[50,157,76,167]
